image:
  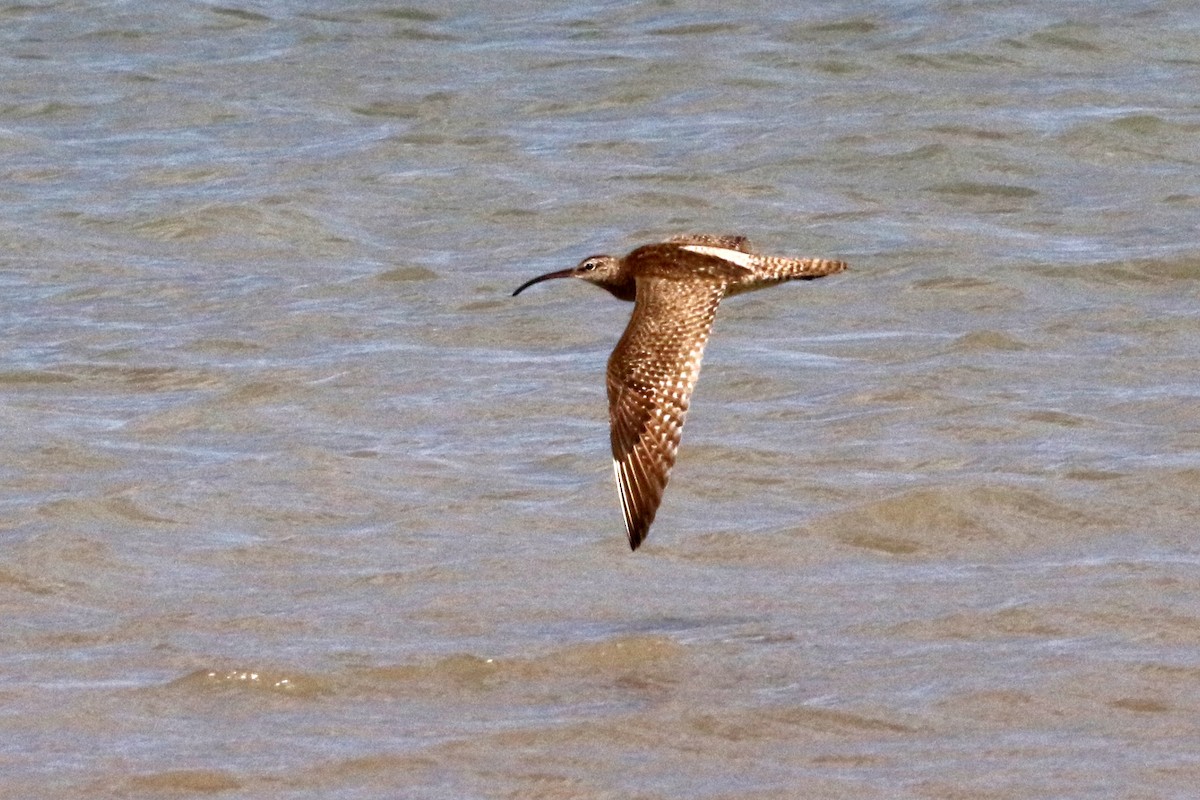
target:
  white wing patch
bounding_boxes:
[679,245,756,270]
[613,459,633,533]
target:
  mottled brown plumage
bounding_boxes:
[513,235,847,550]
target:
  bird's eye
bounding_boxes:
[582,260,597,271]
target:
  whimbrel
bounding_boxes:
[513,234,847,550]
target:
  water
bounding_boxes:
[3,1,1199,797]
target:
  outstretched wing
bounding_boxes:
[665,233,753,253]
[606,276,726,550]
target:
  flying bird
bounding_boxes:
[512,234,847,550]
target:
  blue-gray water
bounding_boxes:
[3,2,1199,798]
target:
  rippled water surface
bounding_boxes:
[3,1,1199,797]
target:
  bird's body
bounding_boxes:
[513,235,847,550]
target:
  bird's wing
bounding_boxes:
[665,233,753,253]
[606,275,726,550]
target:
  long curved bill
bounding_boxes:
[511,267,576,296]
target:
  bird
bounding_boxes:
[512,234,847,550]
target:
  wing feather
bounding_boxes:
[665,233,753,252]
[606,275,726,549]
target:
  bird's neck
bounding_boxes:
[597,277,636,302]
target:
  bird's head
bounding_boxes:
[511,255,622,297]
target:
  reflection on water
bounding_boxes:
[3,1,1199,796]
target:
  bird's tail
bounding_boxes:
[723,255,848,295]
[761,255,848,280]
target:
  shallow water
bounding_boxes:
[3,1,1199,798]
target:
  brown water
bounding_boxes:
[3,2,1199,798]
